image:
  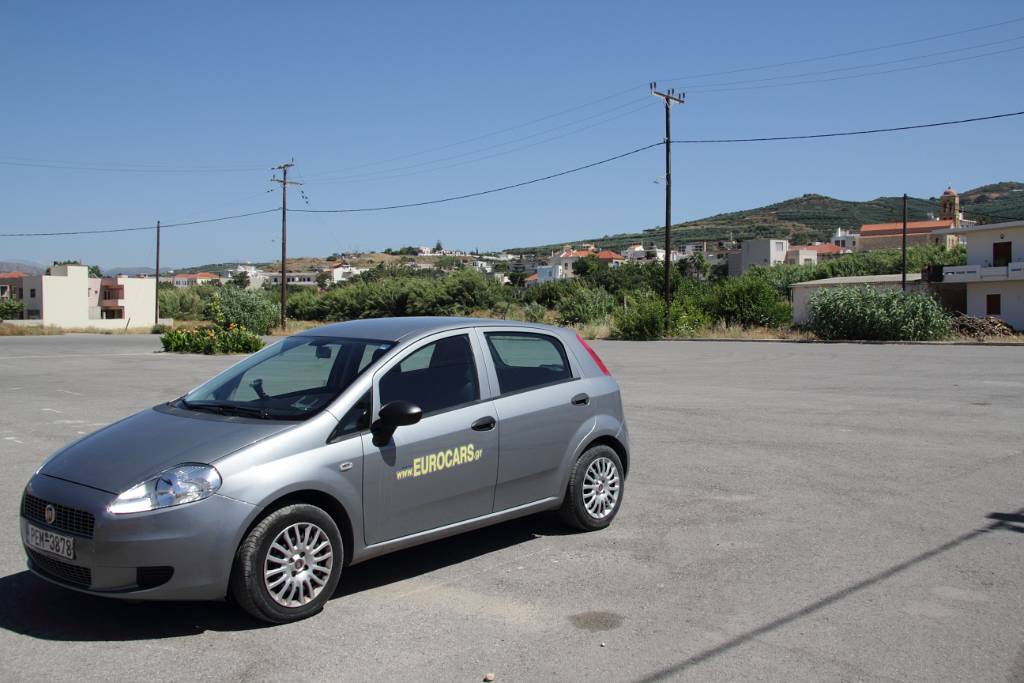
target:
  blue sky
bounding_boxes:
[2,0,1022,270]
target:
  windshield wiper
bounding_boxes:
[180,399,270,419]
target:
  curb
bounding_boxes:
[658,337,1024,346]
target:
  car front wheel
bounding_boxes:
[230,503,343,623]
[559,445,624,531]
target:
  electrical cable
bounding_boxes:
[669,110,1024,143]
[0,208,280,238]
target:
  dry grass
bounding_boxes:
[0,323,64,336]
[575,321,612,340]
[269,319,322,336]
[675,324,818,341]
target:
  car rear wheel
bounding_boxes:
[559,445,624,531]
[230,503,343,623]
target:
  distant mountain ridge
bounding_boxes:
[0,260,45,274]
[506,181,1024,254]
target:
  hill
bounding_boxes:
[506,182,1024,254]
[0,260,45,275]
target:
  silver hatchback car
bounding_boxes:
[20,317,629,622]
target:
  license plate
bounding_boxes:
[25,523,75,560]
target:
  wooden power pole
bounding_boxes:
[650,82,685,331]
[901,193,908,292]
[271,161,301,331]
[154,220,161,324]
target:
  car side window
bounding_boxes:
[331,391,371,441]
[485,332,573,395]
[378,335,480,415]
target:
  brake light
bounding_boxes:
[576,334,611,376]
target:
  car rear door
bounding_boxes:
[361,330,500,544]
[475,328,593,511]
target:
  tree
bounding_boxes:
[677,253,710,281]
[231,271,251,289]
[492,262,509,273]
[507,271,527,288]
[571,255,604,279]
[434,240,444,253]
[315,271,333,290]
[0,298,24,320]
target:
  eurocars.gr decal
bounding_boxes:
[395,443,482,480]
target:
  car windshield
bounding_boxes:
[181,336,393,420]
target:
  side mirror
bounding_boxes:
[371,400,422,446]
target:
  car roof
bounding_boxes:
[294,316,564,343]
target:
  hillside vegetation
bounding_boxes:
[507,182,1024,254]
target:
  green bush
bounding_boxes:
[557,285,615,325]
[0,298,24,320]
[150,324,170,334]
[213,286,279,334]
[523,302,547,323]
[807,286,952,341]
[160,325,265,354]
[706,276,792,328]
[612,290,708,340]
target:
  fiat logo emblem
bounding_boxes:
[44,505,56,525]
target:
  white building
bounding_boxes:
[535,263,570,283]
[171,272,221,287]
[731,238,789,276]
[223,264,268,289]
[623,244,647,261]
[831,228,859,251]
[937,220,1024,329]
[1,264,162,328]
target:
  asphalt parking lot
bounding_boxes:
[0,334,1022,682]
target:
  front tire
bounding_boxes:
[559,445,624,531]
[230,503,343,624]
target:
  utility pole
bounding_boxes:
[901,193,908,291]
[271,160,301,331]
[650,82,685,331]
[154,220,161,324]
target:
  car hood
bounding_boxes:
[39,404,296,494]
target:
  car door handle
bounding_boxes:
[571,393,590,406]
[471,416,496,431]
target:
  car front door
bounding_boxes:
[361,330,500,545]
[477,329,592,511]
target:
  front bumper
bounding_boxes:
[21,474,255,601]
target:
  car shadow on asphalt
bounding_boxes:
[631,508,1024,682]
[0,512,571,641]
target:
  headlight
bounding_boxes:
[108,464,222,515]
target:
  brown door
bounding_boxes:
[986,294,1001,316]
[993,242,1012,267]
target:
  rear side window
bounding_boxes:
[485,332,573,395]
[379,335,480,415]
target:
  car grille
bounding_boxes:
[21,493,95,538]
[27,549,92,587]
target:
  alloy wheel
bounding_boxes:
[263,522,334,608]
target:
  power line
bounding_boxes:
[293,111,1023,214]
[305,16,1024,178]
[5,110,1021,234]
[0,158,268,173]
[302,101,655,186]
[687,45,1024,95]
[662,15,1024,82]
[293,142,665,213]
[669,110,1024,143]
[0,208,280,238]
[684,33,1024,90]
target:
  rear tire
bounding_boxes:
[230,503,343,624]
[559,445,624,531]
